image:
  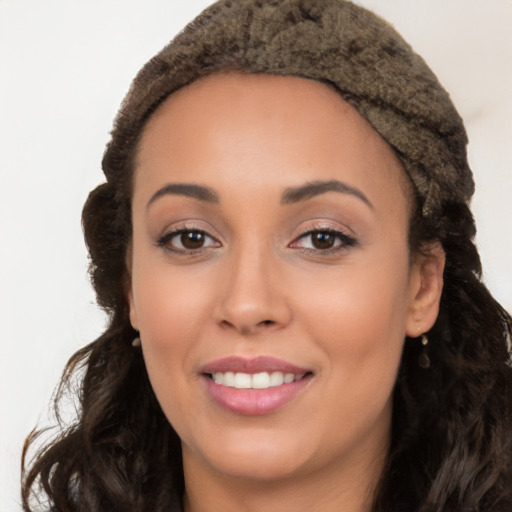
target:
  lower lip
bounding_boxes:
[203,375,313,415]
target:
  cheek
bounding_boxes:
[293,247,410,406]
[132,258,213,338]
[296,244,411,343]
[130,256,216,405]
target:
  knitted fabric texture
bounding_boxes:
[103,0,474,218]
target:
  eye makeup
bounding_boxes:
[289,227,357,256]
[156,222,222,256]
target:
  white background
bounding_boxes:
[1,1,511,510]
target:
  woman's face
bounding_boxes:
[128,73,440,486]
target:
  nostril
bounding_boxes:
[218,318,276,335]
[220,320,235,329]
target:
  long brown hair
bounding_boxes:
[22,1,512,510]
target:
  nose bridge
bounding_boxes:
[214,234,290,333]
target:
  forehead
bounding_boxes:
[134,72,412,215]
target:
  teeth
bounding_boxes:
[234,372,252,389]
[252,372,270,389]
[283,373,295,384]
[269,371,284,386]
[212,371,301,389]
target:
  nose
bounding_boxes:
[212,244,292,336]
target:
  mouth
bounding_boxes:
[200,356,314,415]
[207,370,311,389]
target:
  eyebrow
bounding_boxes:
[146,179,373,210]
[147,183,219,208]
[281,180,374,209]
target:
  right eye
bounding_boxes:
[157,229,221,252]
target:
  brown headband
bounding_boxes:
[104,0,474,218]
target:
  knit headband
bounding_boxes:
[103,0,474,219]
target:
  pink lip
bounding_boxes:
[201,356,310,375]
[201,356,313,416]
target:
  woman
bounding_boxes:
[22,0,512,511]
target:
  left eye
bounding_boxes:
[290,229,356,251]
[158,229,220,251]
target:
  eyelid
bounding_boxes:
[289,223,358,253]
[156,222,222,253]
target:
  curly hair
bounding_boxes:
[22,1,512,511]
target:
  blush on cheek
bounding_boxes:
[135,264,212,328]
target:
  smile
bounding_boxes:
[210,371,305,389]
[201,357,314,415]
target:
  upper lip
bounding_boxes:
[201,356,311,376]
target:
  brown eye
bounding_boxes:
[181,231,205,249]
[157,229,220,252]
[289,228,357,253]
[311,232,336,250]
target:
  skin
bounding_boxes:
[127,73,444,512]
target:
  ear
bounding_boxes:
[125,243,139,331]
[405,241,445,337]
[127,288,139,331]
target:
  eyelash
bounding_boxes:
[289,227,357,255]
[156,226,357,256]
[156,230,218,256]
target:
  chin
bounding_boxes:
[184,427,314,481]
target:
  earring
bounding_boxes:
[132,336,141,347]
[418,333,430,369]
